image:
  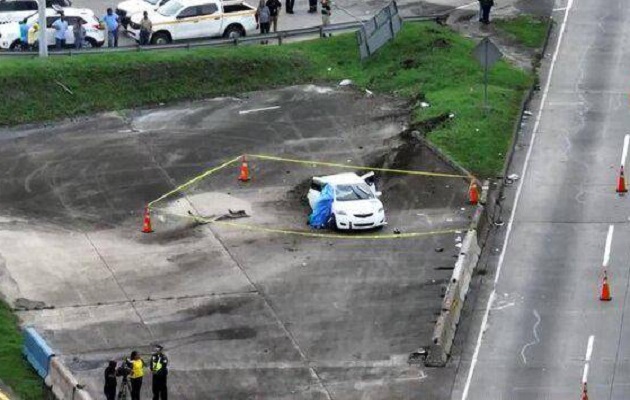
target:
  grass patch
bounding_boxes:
[0,301,43,400]
[495,15,551,48]
[0,22,533,176]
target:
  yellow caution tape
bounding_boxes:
[148,156,241,207]
[248,154,471,179]
[148,153,472,207]
[163,211,462,240]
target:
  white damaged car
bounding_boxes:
[307,172,386,230]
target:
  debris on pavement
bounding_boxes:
[339,79,352,86]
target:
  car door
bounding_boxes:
[195,3,221,38]
[173,5,200,40]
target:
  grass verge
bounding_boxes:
[1,22,533,176]
[495,14,551,49]
[0,301,43,400]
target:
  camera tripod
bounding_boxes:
[117,377,132,400]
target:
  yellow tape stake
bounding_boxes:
[249,154,471,179]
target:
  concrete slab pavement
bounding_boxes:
[0,86,473,399]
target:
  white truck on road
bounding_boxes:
[127,0,256,44]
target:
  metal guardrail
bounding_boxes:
[0,14,445,58]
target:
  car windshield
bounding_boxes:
[157,0,181,16]
[144,0,160,4]
[335,183,374,201]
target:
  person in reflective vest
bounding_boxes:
[151,344,169,400]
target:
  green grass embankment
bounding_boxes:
[0,21,543,176]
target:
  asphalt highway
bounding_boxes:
[452,0,630,399]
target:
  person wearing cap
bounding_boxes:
[150,344,168,400]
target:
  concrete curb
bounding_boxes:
[425,181,488,367]
[45,357,93,400]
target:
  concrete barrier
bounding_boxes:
[425,184,487,367]
[45,357,93,400]
[23,327,55,379]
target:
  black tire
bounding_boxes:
[328,214,337,230]
[84,37,99,48]
[151,32,171,45]
[223,25,245,39]
[9,40,23,51]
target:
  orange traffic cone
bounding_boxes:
[600,271,612,301]
[142,206,153,233]
[238,156,250,182]
[581,383,588,400]
[469,180,479,205]
[617,166,627,193]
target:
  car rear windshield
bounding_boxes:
[335,183,374,201]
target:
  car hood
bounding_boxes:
[333,199,383,215]
[118,0,154,14]
[130,9,168,24]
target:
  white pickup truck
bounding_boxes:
[127,0,256,44]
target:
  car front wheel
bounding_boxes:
[151,32,171,45]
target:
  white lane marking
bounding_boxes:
[238,106,281,115]
[582,363,590,384]
[585,335,595,362]
[460,0,574,398]
[583,335,595,383]
[603,225,615,268]
[621,134,630,166]
[520,309,541,364]
[453,1,478,10]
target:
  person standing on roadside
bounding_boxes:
[103,360,118,400]
[52,12,68,50]
[139,11,152,45]
[266,0,281,32]
[150,344,169,400]
[19,18,29,50]
[102,8,120,47]
[126,351,145,400]
[285,0,294,14]
[479,0,494,24]
[73,18,85,49]
[321,0,331,36]
[256,0,271,44]
[308,0,317,13]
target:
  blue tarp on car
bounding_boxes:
[309,184,334,229]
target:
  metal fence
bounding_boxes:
[357,2,403,60]
[0,15,444,58]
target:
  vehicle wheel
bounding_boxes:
[328,214,337,231]
[151,32,171,45]
[84,38,98,48]
[223,25,244,39]
[9,40,23,51]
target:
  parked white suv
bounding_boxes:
[307,172,387,230]
[0,0,71,24]
[127,0,256,44]
[115,0,171,28]
[0,7,105,50]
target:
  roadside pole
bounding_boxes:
[38,0,48,58]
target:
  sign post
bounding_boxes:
[472,37,502,112]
